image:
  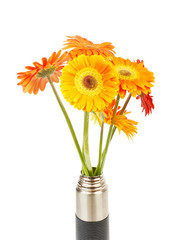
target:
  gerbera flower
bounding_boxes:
[92,100,138,139]
[17,50,69,95]
[111,57,155,98]
[63,35,115,59]
[60,54,119,112]
[106,113,138,139]
[136,92,155,116]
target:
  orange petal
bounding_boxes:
[25,66,36,70]
[53,50,62,62]
[33,78,40,95]
[23,78,36,93]
[48,52,56,64]
[42,57,47,66]
[39,78,47,91]
[33,62,43,68]
[51,74,59,83]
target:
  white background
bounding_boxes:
[0,0,180,239]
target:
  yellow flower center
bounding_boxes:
[115,65,139,81]
[74,67,103,96]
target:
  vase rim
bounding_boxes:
[81,167,103,178]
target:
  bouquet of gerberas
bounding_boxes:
[17,35,155,240]
[17,35,154,176]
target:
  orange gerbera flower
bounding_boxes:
[111,57,155,98]
[104,100,138,139]
[63,35,115,59]
[92,100,138,139]
[17,50,69,95]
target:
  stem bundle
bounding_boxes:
[48,74,132,176]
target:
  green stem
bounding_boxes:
[110,93,132,141]
[47,75,89,176]
[94,119,104,176]
[82,112,93,176]
[97,94,120,175]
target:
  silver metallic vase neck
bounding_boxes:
[77,173,106,193]
[76,173,108,222]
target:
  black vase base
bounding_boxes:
[76,215,109,240]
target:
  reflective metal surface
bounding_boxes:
[76,173,108,222]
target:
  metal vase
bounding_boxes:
[76,172,109,240]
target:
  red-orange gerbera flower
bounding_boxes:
[63,35,115,59]
[17,50,69,95]
[135,59,155,116]
[136,92,154,116]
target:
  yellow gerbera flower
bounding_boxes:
[60,54,119,112]
[111,57,155,98]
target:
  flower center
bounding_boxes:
[119,70,131,76]
[74,68,103,97]
[83,75,97,89]
[115,65,139,81]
